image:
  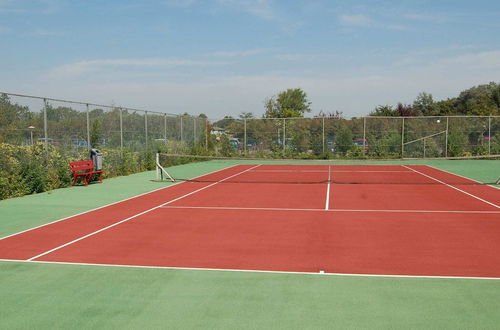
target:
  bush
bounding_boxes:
[0,143,158,201]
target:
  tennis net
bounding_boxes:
[155,153,500,186]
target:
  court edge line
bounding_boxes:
[325,165,331,210]
[0,164,240,241]
[424,165,500,191]
[1,259,499,281]
[250,170,413,173]
[26,164,262,262]
[159,205,500,214]
[402,165,499,209]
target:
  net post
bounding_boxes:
[445,117,449,158]
[156,153,160,181]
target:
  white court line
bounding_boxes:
[1,259,499,281]
[0,164,241,241]
[250,170,412,173]
[26,164,262,262]
[160,205,500,214]
[325,165,331,210]
[402,165,499,209]
[425,165,500,191]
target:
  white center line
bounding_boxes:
[27,164,262,261]
[325,165,331,210]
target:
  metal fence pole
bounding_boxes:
[180,116,183,142]
[445,117,449,158]
[145,111,148,151]
[244,118,247,155]
[322,117,325,154]
[363,116,366,151]
[43,98,48,155]
[401,117,405,157]
[86,103,91,151]
[193,117,197,145]
[283,118,286,150]
[164,114,167,146]
[205,119,208,151]
[119,108,123,155]
[488,116,491,155]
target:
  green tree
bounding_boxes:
[90,119,103,147]
[264,88,311,118]
[239,112,255,119]
[335,126,353,153]
[369,105,396,116]
[412,92,434,116]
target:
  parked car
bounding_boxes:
[353,138,368,150]
[37,138,59,146]
[229,138,241,149]
[72,139,88,148]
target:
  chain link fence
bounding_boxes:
[1,92,499,160]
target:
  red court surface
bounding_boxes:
[1,164,499,278]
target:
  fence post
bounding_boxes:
[401,117,405,158]
[322,117,325,154]
[445,117,449,158]
[244,118,247,155]
[363,116,366,151]
[119,108,123,155]
[193,117,196,145]
[205,119,208,151]
[180,116,183,142]
[164,114,167,146]
[86,103,91,151]
[43,98,48,158]
[488,116,491,155]
[283,118,286,150]
[145,111,148,151]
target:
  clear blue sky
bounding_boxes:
[1,0,499,117]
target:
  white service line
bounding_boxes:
[26,164,262,262]
[249,169,412,173]
[325,165,331,210]
[425,165,500,191]
[160,205,500,214]
[2,259,499,281]
[0,164,240,241]
[402,165,499,209]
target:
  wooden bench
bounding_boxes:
[69,160,104,186]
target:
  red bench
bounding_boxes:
[69,160,104,186]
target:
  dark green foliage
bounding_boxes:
[447,129,467,157]
[264,88,311,118]
[335,127,354,153]
[90,119,103,148]
[0,143,157,200]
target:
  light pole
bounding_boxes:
[28,126,35,145]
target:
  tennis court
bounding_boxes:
[1,162,499,279]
